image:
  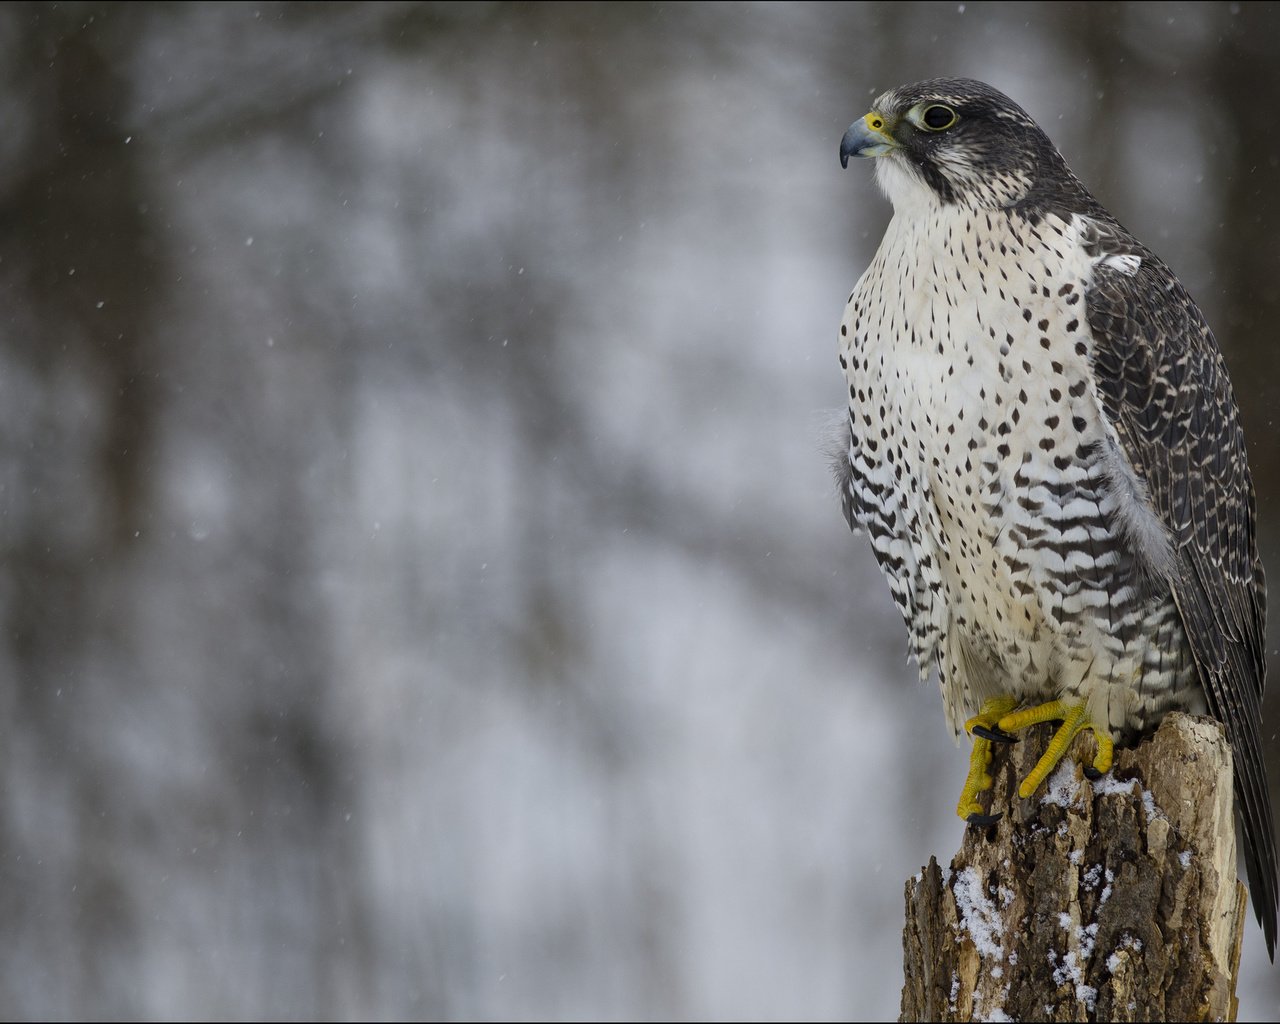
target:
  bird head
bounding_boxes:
[841,78,1071,213]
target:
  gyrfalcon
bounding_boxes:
[834,77,1276,955]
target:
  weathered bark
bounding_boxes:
[901,713,1246,1022]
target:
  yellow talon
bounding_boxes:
[1090,730,1115,777]
[956,697,1115,820]
[996,699,1113,798]
[963,696,1020,740]
[956,697,1018,820]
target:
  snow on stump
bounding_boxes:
[900,712,1246,1022]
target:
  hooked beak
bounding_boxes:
[840,113,899,167]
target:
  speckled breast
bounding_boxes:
[838,206,1201,738]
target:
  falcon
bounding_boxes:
[833,77,1277,954]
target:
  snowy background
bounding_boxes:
[2,2,1280,1018]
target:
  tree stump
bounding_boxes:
[900,713,1247,1022]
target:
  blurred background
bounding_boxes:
[2,1,1279,1018]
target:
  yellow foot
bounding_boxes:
[956,697,1019,822]
[995,699,1114,799]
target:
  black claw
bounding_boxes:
[972,724,1018,744]
[965,811,1003,827]
[1083,765,1103,780]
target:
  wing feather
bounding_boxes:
[1082,219,1276,955]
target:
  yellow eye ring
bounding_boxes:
[921,104,958,131]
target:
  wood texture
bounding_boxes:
[901,713,1246,1022]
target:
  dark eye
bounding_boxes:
[921,105,957,131]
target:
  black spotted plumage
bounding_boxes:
[835,78,1276,955]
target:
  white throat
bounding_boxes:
[874,155,942,219]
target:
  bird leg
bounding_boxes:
[957,697,1020,823]
[958,698,1116,823]
[995,699,1115,797]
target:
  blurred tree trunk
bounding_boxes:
[0,6,362,1015]
[900,714,1245,1022]
[0,6,163,1014]
[1213,3,1280,503]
